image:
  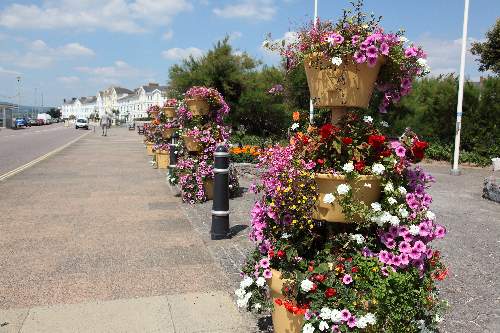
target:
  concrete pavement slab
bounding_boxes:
[0,308,29,333]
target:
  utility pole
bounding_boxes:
[451,0,470,176]
[16,76,21,117]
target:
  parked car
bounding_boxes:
[28,119,37,126]
[36,119,44,126]
[75,118,89,130]
[14,118,28,128]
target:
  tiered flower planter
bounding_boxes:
[161,106,176,118]
[155,150,170,169]
[182,134,203,152]
[162,127,178,139]
[267,270,304,332]
[186,98,210,116]
[145,142,154,156]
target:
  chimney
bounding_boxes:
[63,98,66,103]
[72,97,77,101]
[148,82,159,87]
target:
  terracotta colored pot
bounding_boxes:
[267,269,304,333]
[162,127,178,139]
[204,179,214,200]
[155,150,170,169]
[186,98,210,116]
[162,106,176,118]
[304,54,384,108]
[145,142,154,156]
[313,174,381,223]
[182,134,202,152]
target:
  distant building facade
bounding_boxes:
[61,83,169,120]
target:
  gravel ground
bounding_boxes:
[180,162,500,333]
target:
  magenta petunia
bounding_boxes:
[342,274,353,285]
[366,45,378,58]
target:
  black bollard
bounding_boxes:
[211,145,230,240]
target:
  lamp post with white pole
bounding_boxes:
[309,0,318,124]
[451,0,470,176]
[16,76,21,117]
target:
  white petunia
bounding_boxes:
[364,313,376,324]
[384,182,394,192]
[342,162,355,173]
[380,211,393,224]
[318,321,329,331]
[398,186,407,196]
[253,303,262,310]
[337,183,351,195]
[235,288,246,298]
[417,58,427,66]
[256,277,266,287]
[363,115,373,123]
[240,276,253,289]
[323,193,335,204]
[300,279,314,292]
[372,163,385,175]
[319,307,332,320]
[426,210,436,220]
[388,197,397,205]
[380,120,389,127]
[330,309,343,322]
[281,232,290,239]
[409,225,420,236]
[371,202,382,212]
[291,122,300,130]
[331,57,343,66]
[389,215,400,226]
[398,207,409,218]
[351,234,365,244]
[357,317,368,328]
[399,36,409,43]
[302,323,315,333]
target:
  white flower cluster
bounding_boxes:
[371,209,400,226]
[372,163,385,175]
[300,279,314,292]
[323,193,335,204]
[291,122,300,130]
[363,115,373,123]
[342,162,354,173]
[350,233,365,244]
[303,308,376,332]
[337,183,351,195]
[331,57,343,66]
[235,276,254,308]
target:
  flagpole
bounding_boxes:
[451,0,470,176]
[309,0,318,124]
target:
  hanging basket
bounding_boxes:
[182,134,202,152]
[161,106,176,118]
[186,98,210,116]
[155,150,170,169]
[313,174,382,223]
[267,269,304,333]
[162,127,178,139]
[145,142,154,156]
[305,54,384,108]
[204,179,214,200]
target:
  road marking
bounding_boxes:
[0,131,90,182]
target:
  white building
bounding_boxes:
[61,83,168,120]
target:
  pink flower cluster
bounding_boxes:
[185,86,230,124]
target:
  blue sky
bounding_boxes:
[0,0,497,106]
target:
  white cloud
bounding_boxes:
[162,30,174,40]
[0,0,192,33]
[162,47,204,60]
[213,0,276,20]
[229,31,243,40]
[76,60,150,80]
[415,35,480,77]
[16,52,54,68]
[58,43,95,56]
[0,66,21,76]
[57,76,80,84]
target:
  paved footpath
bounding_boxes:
[0,127,255,332]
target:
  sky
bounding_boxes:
[0,0,498,107]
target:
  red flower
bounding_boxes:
[315,274,326,283]
[342,137,353,145]
[310,283,317,292]
[274,299,282,306]
[354,160,365,172]
[319,123,337,139]
[268,250,275,258]
[324,287,337,298]
[316,158,325,165]
[351,266,359,273]
[368,134,386,148]
[380,149,392,157]
[412,140,429,160]
[277,250,285,258]
[308,265,314,272]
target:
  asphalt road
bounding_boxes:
[0,123,91,176]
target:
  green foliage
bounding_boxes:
[471,19,500,74]
[47,108,61,119]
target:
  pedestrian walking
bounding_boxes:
[100,113,111,136]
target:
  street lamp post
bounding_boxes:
[16,76,21,117]
[451,0,470,176]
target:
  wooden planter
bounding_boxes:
[305,55,384,108]
[182,134,202,152]
[313,174,381,223]
[161,127,178,139]
[204,179,214,200]
[145,142,154,156]
[267,269,304,333]
[186,98,210,116]
[161,106,176,118]
[155,150,170,169]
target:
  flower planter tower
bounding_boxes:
[237,3,447,333]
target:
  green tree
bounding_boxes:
[471,19,500,74]
[47,108,61,119]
